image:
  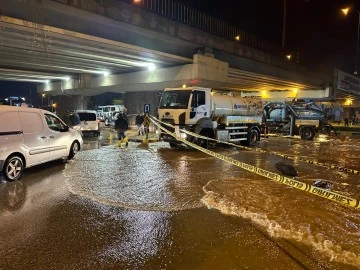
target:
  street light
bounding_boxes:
[41,93,45,106]
[342,7,360,75]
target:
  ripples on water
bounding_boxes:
[64,143,206,211]
[203,135,360,268]
[65,136,360,268]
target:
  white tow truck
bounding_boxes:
[158,87,264,148]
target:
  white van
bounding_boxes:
[96,106,104,121]
[102,105,126,126]
[0,105,83,181]
[75,110,100,137]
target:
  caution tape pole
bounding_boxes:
[150,116,360,210]
[150,115,360,175]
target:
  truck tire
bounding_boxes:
[197,129,214,149]
[245,129,259,146]
[3,155,24,181]
[299,126,315,140]
[169,142,178,148]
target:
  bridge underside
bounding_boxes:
[0,15,327,100]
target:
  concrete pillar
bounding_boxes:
[124,91,160,115]
[53,95,90,117]
[124,91,160,126]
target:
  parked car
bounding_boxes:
[0,105,83,181]
[74,110,100,137]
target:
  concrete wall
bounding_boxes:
[124,91,160,116]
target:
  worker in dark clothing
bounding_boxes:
[62,110,73,127]
[143,113,150,140]
[135,112,145,135]
[114,112,129,147]
[71,110,81,126]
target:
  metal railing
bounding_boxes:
[123,0,279,54]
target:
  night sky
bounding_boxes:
[177,0,359,72]
[1,0,359,100]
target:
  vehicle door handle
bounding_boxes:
[40,136,47,139]
[49,135,55,139]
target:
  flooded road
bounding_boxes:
[0,130,359,269]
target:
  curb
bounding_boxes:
[128,137,159,143]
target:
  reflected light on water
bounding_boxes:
[100,211,170,265]
[64,145,204,211]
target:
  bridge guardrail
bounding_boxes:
[122,0,279,55]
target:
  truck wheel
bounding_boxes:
[245,129,259,146]
[68,141,80,159]
[3,155,24,181]
[299,126,315,140]
[197,130,213,149]
[169,142,178,148]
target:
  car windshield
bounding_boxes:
[159,90,191,109]
[78,112,97,121]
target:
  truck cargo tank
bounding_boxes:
[211,94,262,117]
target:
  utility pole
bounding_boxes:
[29,86,32,105]
[282,0,287,50]
[355,10,360,75]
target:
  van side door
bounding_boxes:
[44,113,69,160]
[19,111,50,166]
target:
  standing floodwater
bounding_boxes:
[62,133,360,269]
[203,135,360,268]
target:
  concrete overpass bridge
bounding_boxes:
[0,0,335,113]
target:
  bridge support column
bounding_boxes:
[124,91,160,116]
[52,95,90,117]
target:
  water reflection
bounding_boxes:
[64,143,204,211]
[99,210,171,268]
[0,180,27,212]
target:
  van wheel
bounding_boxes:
[3,156,24,181]
[68,141,80,159]
[299,126,315,140]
